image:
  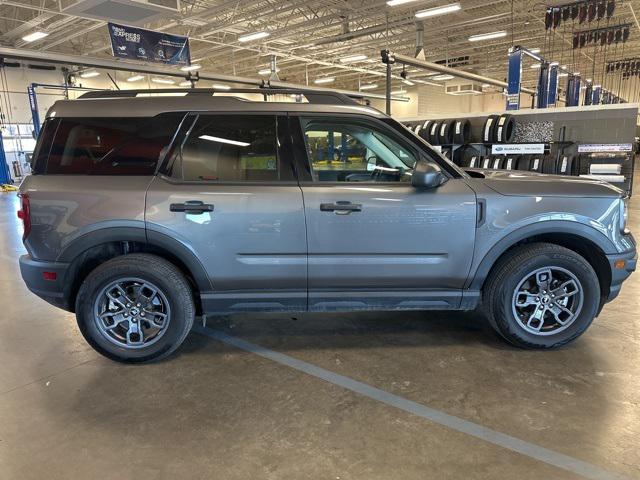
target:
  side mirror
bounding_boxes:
[411,160,448,189]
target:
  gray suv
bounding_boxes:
[18,88,637,363]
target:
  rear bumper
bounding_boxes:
[19,254,71,310]
[605,248,637,302]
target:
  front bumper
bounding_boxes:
[605,248,637,302]
[19,254,71,310]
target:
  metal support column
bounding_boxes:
[0,132,11,184]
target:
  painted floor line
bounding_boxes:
[193,325,629,480]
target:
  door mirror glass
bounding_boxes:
[411,160,448,189]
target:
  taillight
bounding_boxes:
[17,193,31,240]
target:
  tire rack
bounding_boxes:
[404,118,635,197]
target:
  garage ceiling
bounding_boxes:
[2,0,640,96]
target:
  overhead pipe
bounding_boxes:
[415,22,425,60]
[384,51,536,95]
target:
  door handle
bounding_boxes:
[320,201,362,215]
[170,200,214,215]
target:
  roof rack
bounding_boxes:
[78,87,363,106]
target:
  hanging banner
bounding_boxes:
[108,22,191,66]
[536,62,550,109]
[505,49,522,110]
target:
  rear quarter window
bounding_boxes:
[45,113,184,175]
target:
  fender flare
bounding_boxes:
[467,220,616,290]
[58,226,212,292]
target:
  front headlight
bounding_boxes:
[620,197,629,233]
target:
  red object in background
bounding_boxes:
[17,193,31,240]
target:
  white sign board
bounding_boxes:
[577,143,633,153]
[491,144,545,155]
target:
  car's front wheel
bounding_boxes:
[484,243,601,349]
[76,254,195,363]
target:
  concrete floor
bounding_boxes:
[0,187,639,480]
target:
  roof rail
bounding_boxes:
[77,87,363,106]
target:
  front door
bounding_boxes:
[291,115,477,311]
[146,113,307,313]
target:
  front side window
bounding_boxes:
[177,115,283,182]
[46,113,183,175]
[301,117,418,183]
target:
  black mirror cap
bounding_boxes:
[411,161,448,189]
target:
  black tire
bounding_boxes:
[438,120,455,145]
[482,115,499,143]
[484,243,600,349]
[495,114,515,143]
[453,119,471,144]
[480,156,492,169]
[542,155,557,174]
[516,155,531,171]
[491,156,505,169]
[428,121,441,144]
[504,155,518,171]
[419,120,432,141]
[557,154,574,175]
[529,156,544,172]
[76,254,195,363]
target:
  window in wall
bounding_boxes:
[301,117,417,183]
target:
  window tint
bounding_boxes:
[45,113,183,175]
[301,117,417,183]
[178,115,280,182]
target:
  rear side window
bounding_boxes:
[45,113,184,175]
[177,115,282,182]
[30,118,59,174]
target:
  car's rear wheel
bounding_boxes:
[484,243,600,349]
[76,254,195,363]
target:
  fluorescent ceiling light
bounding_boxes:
[340,54,368,63]
[531,63,541,69]
[550,61,559,66]
[80,70,100,78]
[180,64,201,72]
[213,84,231,90]
[258,67,280,75]
[432,74,454,81]
[529,48,541,54]
[179,81,192,87]
[469,31,507,42]
[391,89,407,95]
[558,73,569,77]
[402,79,415,86]
[126,74,145,82]
[22,31,48,43]
[360,84,378,90]
[151,77,175,85]
[238,31,270,42]
[415,2,461,18]
[387,0,419,5]
[199,135,250,147]
[314,77,335,84]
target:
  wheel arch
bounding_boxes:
[470,222,614,306]
[59,228,212,313]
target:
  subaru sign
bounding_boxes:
[108,22,191,66]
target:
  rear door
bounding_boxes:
[290,114,477,311]
[146,113,307,314]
